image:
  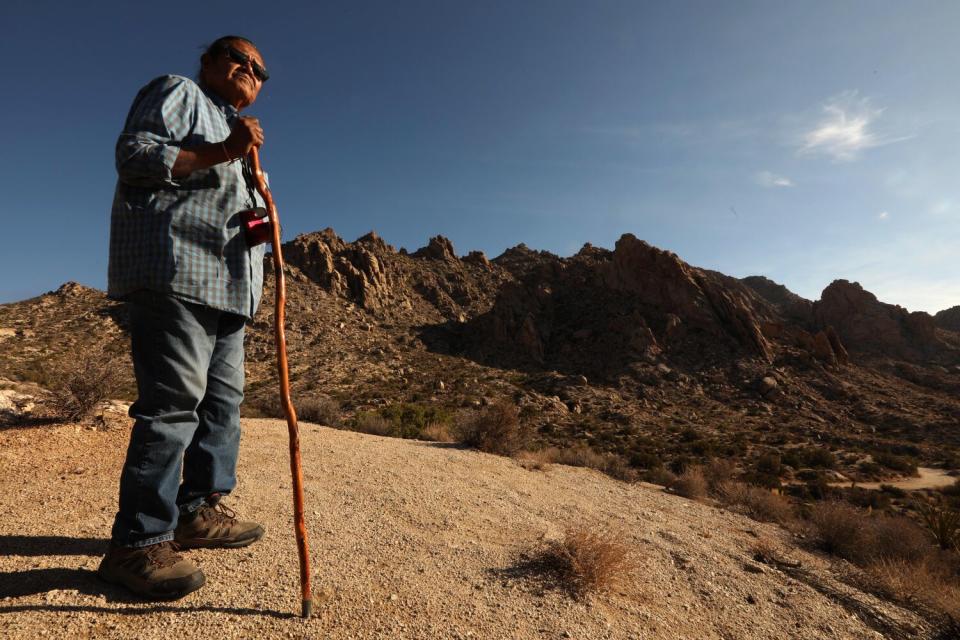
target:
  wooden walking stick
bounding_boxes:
[248,147,313,618]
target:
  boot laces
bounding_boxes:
[144,541,184,569]
[206,501,237,524]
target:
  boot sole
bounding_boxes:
[175,525,265,550]
[97,563,206,601]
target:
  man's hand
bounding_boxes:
[224,117,265,159]
[171,117,265,178]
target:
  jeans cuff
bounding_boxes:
[128,532,174,548]
[179,496,210,515]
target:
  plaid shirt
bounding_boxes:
[108,75,266,319]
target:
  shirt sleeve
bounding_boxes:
[115,75,197,188]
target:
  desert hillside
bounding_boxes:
[0,416,941,639]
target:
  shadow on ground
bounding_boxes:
[0,535,297,619]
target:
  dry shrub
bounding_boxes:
[43,351,122,422]
[538,527,636,598]
[703,458,736,493]
[809,500,869,562]
[533,445,636,482]
[642,467,677,487]
[460,401,531,456]
[866,558,941,602]
[351,412,394,437]
[420,421,454,443]
[670,466,708,500]
[514,450,551,471]
[718,482,794,524]
[296,396,341,427]
[870,515,931,564]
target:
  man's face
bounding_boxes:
[201,40,266,110]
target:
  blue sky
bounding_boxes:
[2,1,958,313]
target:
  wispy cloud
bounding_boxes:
[799,91,908,162]
[755,170,794,188]
[877,211,889,220]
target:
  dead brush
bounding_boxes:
[460,400,531,456]
[537,527,636,598]
[42,350,123,422]
[718,481,795,524]
[420,421,454,443]
[669,466,708,500]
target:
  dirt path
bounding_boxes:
[851,467,956,492]
[0,419,930,639]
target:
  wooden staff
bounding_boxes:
[249,147,313,619]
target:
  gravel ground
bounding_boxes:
[0,419,930,639]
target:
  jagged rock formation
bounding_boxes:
[935,305,960,332]
[814,280,950,361]
[2,228,960,483]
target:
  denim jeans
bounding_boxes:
[110,289,247,548]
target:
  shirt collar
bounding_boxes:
[201,84,240,122]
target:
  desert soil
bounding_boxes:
[0,419,932,639]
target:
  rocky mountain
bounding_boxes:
[2,230,959,481]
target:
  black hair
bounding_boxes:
[196,35,258,83]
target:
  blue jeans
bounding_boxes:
[111,289,247,548]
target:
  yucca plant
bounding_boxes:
[915,498,960,551]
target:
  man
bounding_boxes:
[100,36,271,600]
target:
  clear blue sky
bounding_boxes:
[2,1,958,313]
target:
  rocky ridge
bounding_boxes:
[1,230,959,482]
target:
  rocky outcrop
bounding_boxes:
[935,306,960,333]
[813,280,948,360]
[599,234,773,361]
[741,276,814,325]
[282,229,392,310]
[471,233,779,378]
[413,236,458,262]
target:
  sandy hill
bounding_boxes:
[0,417,938,639]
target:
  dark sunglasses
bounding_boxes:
[223,46,269,83]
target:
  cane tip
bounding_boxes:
[302,598,313,618]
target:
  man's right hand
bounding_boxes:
[224,116,265,159]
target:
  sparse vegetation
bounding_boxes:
[670,466,708,500]
[296,396,341,426]
[717,482,794,524]
[41,350,122,422]
[535,527,636,598]
[460,401,531,456]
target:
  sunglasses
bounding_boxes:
[223,46,269,83]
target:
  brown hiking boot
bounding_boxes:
[97,541,205,600]
[174,496,265,549]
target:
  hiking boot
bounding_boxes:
[174,495,265,549]
[97,541,205,600]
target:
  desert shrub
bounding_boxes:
[670,466,708,500]
[642,466,677,487]
[718,482,794,524]
[536,445,637,482]
[42,351,123,422]
[915,499,960,551]
[350,412,394,437]
[875,452,919,476]
[296,396,341,426]
[378,403,453,439]
[809,501,869,561]
[460,401,531,456]
[870,515,931,563]
[783,446,836,470]
[702,458,736,492]
[536,527,635,598]
[420,421,454,443]
[755,451,782,476]
[865,559,960,627]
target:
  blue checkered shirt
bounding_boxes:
[108,75,266,319]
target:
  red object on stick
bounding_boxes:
[248,146,313,618]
